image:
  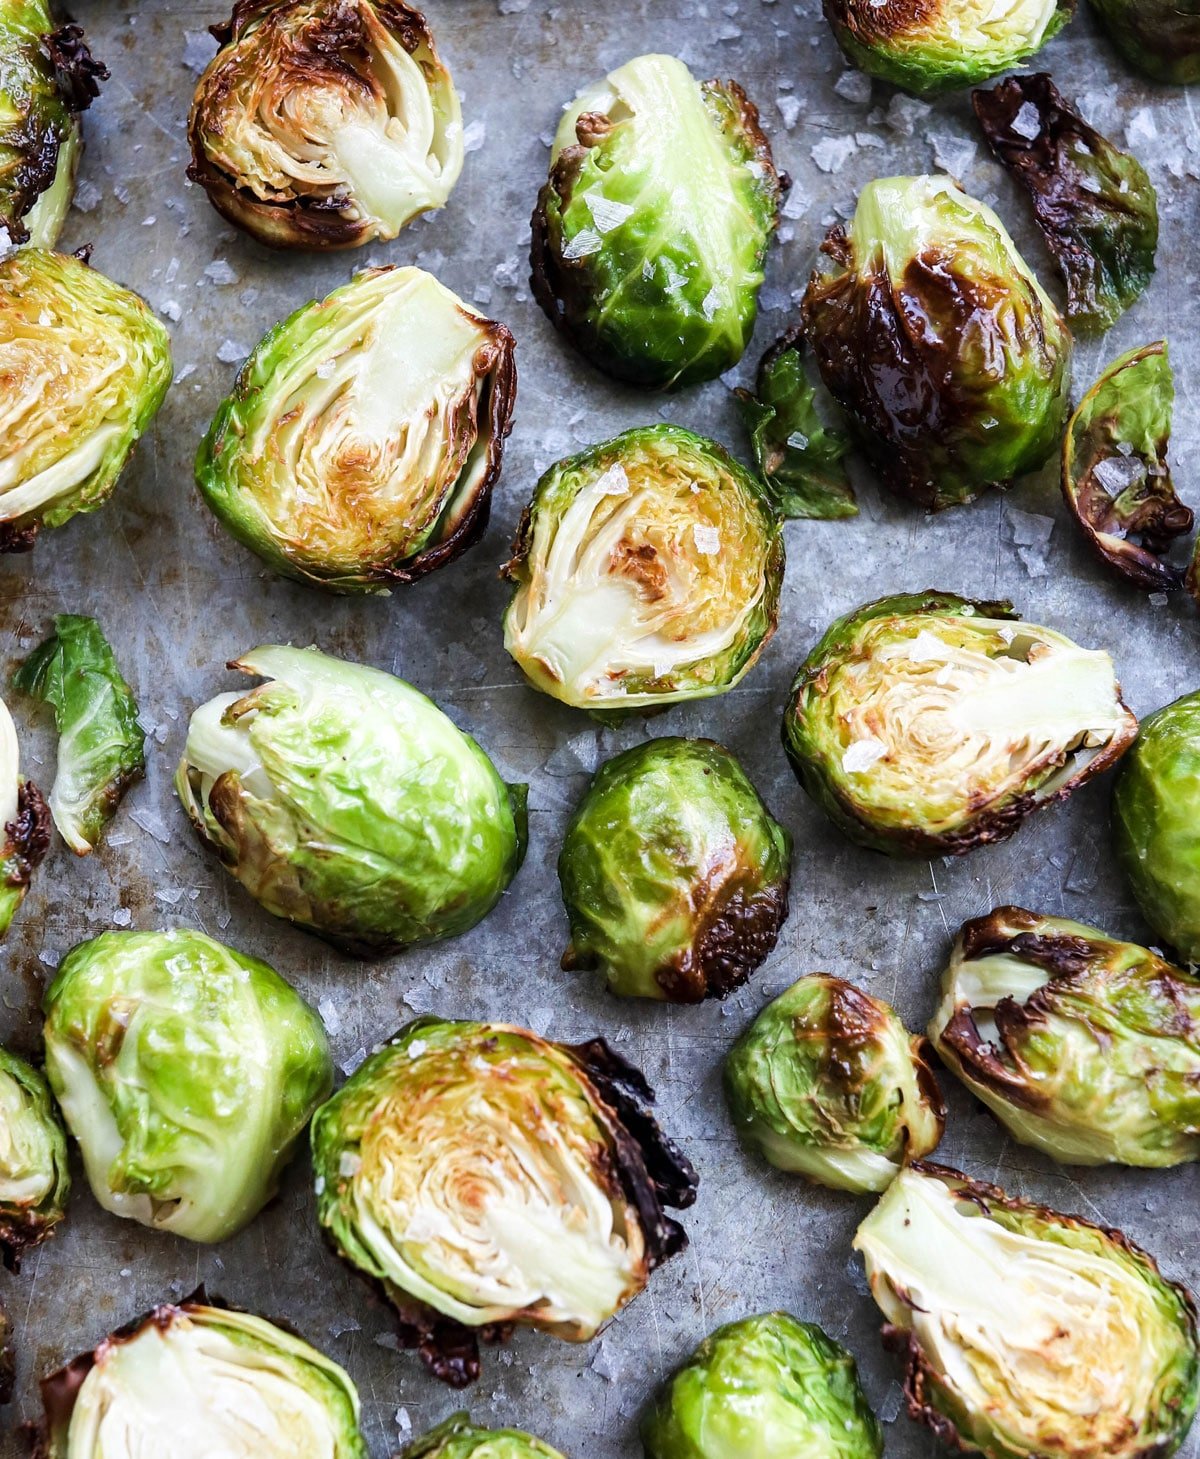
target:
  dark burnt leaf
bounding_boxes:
[45,25,108,113]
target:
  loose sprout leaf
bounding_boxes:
[973,75,1158,333]
[0,1046,69,1268]
[1090,0,1200,83]
[400,1413,566,1459]
[13,615,145,854]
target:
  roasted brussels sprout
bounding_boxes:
[931,906,1200,1167]
[973,76,1157,334]
[196,267,515,593]
[188,0,462,250]
[801,176,1072,513]
[559,738,792,1003]
[177,645,526,956]
[311,1016,697,1386]
[13,615,145,854]
[0,249,171,553]
[856,1163,1200,1459]
[531,53,781,389]
[642,1312,882,1459]
[42,928,333,1244]
[402,1414,565,1459]
[0,3,105,247]
[35,1294,368,1456]
[503,426,783,716]
[1090,0,1200,82]
[0,695,49,939]
[783,593,1136,857]
[724,975,944,1192]
[0,1047,69,1267]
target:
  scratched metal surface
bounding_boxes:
[0,0,1198,1453]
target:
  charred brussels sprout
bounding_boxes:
[0,694,49,938]
[196,267,515,593]
[503,426,783,715]
[783,593,1136,857]
[1090,0,1200,82]
[35,1295,368,1457]
[642,1312,882,1459]
[188,0,462,250]
[0,1047,69,1267]
[559,738,791,1003]
[402,1414,565,1459]
[801,176,1071,513]
[724,975,944,1192]
[0,249,171,552]
[42,929,333,1244]
[13,615,144,854]
[856,1164,1200,1459]
[311,1017,697,1386]
[931,907,1200,1167]
[531,53,781,389]
[176,645,526,956]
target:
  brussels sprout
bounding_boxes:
[783,593,1137,857]
[0,694,49,939]
[0,1047,69,1267]
[855,1163,1200,1459]
[801,176,1072,513]
[196,267,515,593]
[531,53,781,389]
[13,615,145,854]
[42,928,333,1244]
[503,426,783,716]
[931,906,1200,1167]
[188,0,462,250]
[973,76,1157,335]
[641,1312,883,1459]
[734,327,856,522]
[724,975,944,1192]
[0,249,171,552]
[559,738,792,1003]
[35,1294,368,1457]
[176,645,526,956]
[0,3,105,248]
[1089,0,1200,82]
[401,1414,565,1459]
[311,1016,697,1385]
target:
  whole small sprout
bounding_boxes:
[1090,0,1200,83]
[400,1414,566,1459]
[0,1047,69,1268]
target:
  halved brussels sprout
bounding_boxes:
[0,1046,69,1267]
[196,267,515,593]
[531,53,781,389]
[42,928,333,1244]
[559,738,792,1003]
[931,906,1200,1167]
[503,426,783,715]
[823,0,1072,94]
[642,1312,883,1459]
[13,615,145,854]
[0,249,172,552]
[801,176,1072,513]
[35,1294,368,1457]
[782,593,1137,857]
[724,974,944,1192]
[176,645,526,956]
[188,0,463,250]
[1089,0,1200,82]
[402,1414,565,1459]
[311,1016,697,1386]
[856,1164,1200,1459]
[0,3,106,248]
[0,694,49,938]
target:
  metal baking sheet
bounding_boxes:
[1,0,1198,1453]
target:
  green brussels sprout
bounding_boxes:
[641,1312,883,1459]
[188,0,462,250]
[176,645,526,956]
[931,906,1200,1167]
[783,593,1137,857]
[503,426,783,716]
[35,1294,368,1457]
[823,0,1072,94]
[801,176,1072,512]
[1113,690,1200,964]
[0,1046,69,1267]
[855,1163,1200,1459]
[401,1414,566,1459]
[531,53,781,389]
[1089,0,1200,82]
[311,1016,697,1386]
[13,615,145,854]
[42,928,333,1244]
[558,738,792,1003]
[724,974,944,1192]
[195,267,515,593]
[0,2,105,248]
[0,694,49,939]
[0,249,171,553]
